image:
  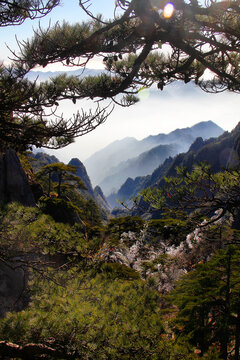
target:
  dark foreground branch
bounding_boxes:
[0,340,70,359]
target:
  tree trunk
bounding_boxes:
[0,340,70,359]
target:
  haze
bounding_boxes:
[0,0,239,164]
[44,81,239,164]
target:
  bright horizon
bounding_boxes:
[44,80,239,164]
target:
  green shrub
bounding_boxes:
[101,262,140,280]
[0,271,164,359]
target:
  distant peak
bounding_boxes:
[69,157,83,165]
[188,137,204,152]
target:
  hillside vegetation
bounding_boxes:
[1,132,240,359]
[0,0,239,357]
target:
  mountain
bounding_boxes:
[68,158,95,198]
[84,137,142,186]
[99,143,181,195]
[68,158,111,212]
[109,123,240,211]
[30,152,60,172]
[30,153,111,211]
[94,186,112,212]
[0,150,36,206]
[27,68,103,83]
[107,157,173,208]
[85,121,224,195]
[141,120,224,148]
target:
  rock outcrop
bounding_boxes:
[0,149,35,206]
[69,158,94,197]
[94,185,111,211]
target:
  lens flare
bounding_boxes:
[163,2,175,18]
[138,88,150,101]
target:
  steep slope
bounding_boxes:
[94,186,112,212]
[107,157,173,208]
[30,152,59,172]
[30,153,111,211]
[85,121,224,192]
[109,125,239,209]
[84,137,141,186]
[99,143,180,196]
[226,123,240,168]
[68,158,95,197]
[68,158,111,212]
[0,150,36,206]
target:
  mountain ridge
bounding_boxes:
[108,125,239,211]
[85,121,224,195]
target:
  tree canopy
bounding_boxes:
[36,162,87,197]
[1,0,239,152]
[141,163,240,228]
[0,0,60,26]
[15,0,240,93]
[170,245,240,359]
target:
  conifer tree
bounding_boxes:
[170,246,240,359]
[0,0,59,26]
[36,162,87,197]
[1,0,240,152]
[141,163,240,228]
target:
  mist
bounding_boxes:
[45,81,239,165]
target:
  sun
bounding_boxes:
[163,2,175,19]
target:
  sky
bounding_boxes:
[0,0,117,67]
[1,1,239,164]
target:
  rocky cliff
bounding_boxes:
[0,149,35,206]
[68,157,95,197]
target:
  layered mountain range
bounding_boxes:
[109,123,240,211]
[84,121,224,200]
[30,120,235,214]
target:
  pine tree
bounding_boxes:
[141,163,240,228]
[170,246,240,359]
[0,0,59,26]
[1,0,240,152]
[36,162,87,197]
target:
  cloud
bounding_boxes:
[44,82,240,164]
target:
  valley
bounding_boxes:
[0,0,239,358]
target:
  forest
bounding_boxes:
[0,0,240,359]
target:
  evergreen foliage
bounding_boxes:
[36,162,87,197]
[17,0,240,94]
[0,202,87,257]
[147,214,190,246]
[0,271,164,359]
[1,1,240,358]
[106,216,144,238]
[0,0,239,153]
[169,246,240,359]
[0,0,59,26]
[141,163,240,228]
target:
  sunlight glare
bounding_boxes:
[138,88,150,100]
[163,2,175,18]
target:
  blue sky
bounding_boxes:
[0,0,116,65]
[0,1,239,163]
